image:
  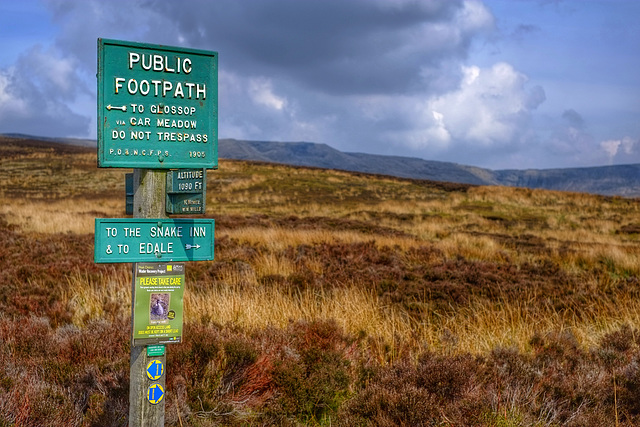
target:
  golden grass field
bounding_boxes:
[3,135,640,425]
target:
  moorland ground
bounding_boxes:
[2,136,640,426]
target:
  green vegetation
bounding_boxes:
[2,136,640,425]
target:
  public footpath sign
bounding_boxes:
[97,39,218,169]
[94,218,214,263]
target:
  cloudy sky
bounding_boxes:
[1,0,638,170]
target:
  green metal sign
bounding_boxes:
[166,169,206,214]
[166,193,205,214]
[97,39,218,169]
[166,169,205,193]
[94,218,214,263]
[147,345,165,357]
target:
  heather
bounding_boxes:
[2,136,640,425]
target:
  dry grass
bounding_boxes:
[225,226,420,251]
[64,269,132,325]
[0,197,121,234]
[63,263,640,357]
[5,137,640,425]
[3,144,640,356]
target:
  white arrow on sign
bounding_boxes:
[107,104,127,111]
[185,244,201,250]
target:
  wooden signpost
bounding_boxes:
[95,39,217,426]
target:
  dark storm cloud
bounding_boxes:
[46,0,176,68]
[151,0,481,95]
[525,85,545,110]
[511,24,540,42]
[561,109,585,129]
[18,0,491,145]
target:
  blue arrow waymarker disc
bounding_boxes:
[146,359,164,381]
[147,383,165,405]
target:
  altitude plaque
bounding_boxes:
[166,169,206,214]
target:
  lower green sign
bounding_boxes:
[147,345,165,357]
[94,218,214,263]
[133,262,184,346]
[166,193,205,214]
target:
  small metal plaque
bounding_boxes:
[166,169,205,193]
[166,193,205,214]
[166,169,206,214]
[147,345,165,357]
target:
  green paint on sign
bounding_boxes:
[97,39,218,169]
[166,169,206,193]
[166,193,205,214]
[166,169,206,214]
[147,345,165,357]
[94,218,214,263]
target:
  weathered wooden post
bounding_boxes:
[95,39,218,426]
[130,169,167,425]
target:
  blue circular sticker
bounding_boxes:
[146,359,164,381]
[147,383,164,405]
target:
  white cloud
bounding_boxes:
[456,0,495,34]
[16,45,81,98]
[621,136,636,155]
[601,136,638,163]
[601,139,620,160]
[426,62,543,147]
[429,110,452,145]
[0,70,28,117]
[397,107,452,150]
[248,78,287,111]
[381,62,544,157]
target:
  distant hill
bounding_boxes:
[219,139,640,197]
[218,139,490,185]
[490,166,640,198]
[2,133,96,148]
[4,133,640,197]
